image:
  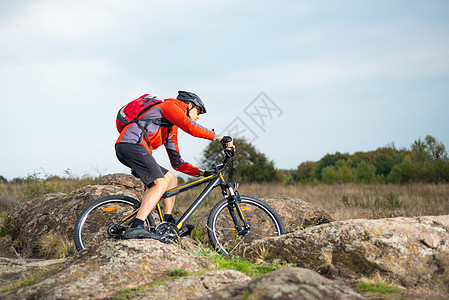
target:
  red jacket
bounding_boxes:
[116,98,216,176]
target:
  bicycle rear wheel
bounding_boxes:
[74,195,155,251]
[208,195,285,255]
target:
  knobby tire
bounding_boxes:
[207,195,285,255]
[73,195,154,251]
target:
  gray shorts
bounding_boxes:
[115,143,168,188]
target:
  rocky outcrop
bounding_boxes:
[0,257,65,291]
[191,195,333,243]
[241,215,449,296]
[3,239,215,299]
[1,240,366,299]
[262,196,333,233]
[134,269,251,299]
[8,174,143,258]
[98,173,144,190]
[195,267,365,300]
[3,173,448,298]
[7,174,333,258]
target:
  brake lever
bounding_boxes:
[213,150,234,173]
[214,163,225,172]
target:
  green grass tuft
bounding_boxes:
[1,267,60,293]
[166,268,189,278]
[357,280,401,295]
[211,253,293,277]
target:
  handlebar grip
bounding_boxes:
[221,136,233,149]
[224,149,235,158]
[203,170,214,177]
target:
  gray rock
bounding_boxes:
[241,215,449,296]
[195,267,365,300]
[8,174,143,258]
[4,174,447,299]
[98,173,144,190]
[3,239,215,299]
[0,257,65,291]
[191,196,334,244]
[134,269,251,299]
[262,196,333,233]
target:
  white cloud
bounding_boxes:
[0,0,448,179]
[204,44,449,95]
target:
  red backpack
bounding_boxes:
[116,94,165,133]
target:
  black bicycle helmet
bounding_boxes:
[177,91,206,114]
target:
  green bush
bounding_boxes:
[292,135,448,184]
[387,155,415,183]
[23,172,56,201]
[357,280,401,295]
[355,160,376,183]
[321,160,355,184]
[200,137,281,182]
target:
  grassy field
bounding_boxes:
[238,182,449,220]
[1,179,448,223]
[170,181,449,220]
[0,176,98,227]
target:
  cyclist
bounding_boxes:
[115,91,235,239]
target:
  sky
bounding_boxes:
[1,0,448,180]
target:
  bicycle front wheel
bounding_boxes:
[74,195,155,251]
[208,195,285,255]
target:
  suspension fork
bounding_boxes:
[224,183,251,235]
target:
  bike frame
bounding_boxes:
[118,152,249,235]
[159,170,248,232]
[159,173,223,229]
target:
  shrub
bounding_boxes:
[357,277,401,296]
[23,172,56,201]
[39,232,75,259]
[166,268,189,278]
[321,160,355,184]
[201,137,281,182]
[388,155,416,183]
[355,160,376,183]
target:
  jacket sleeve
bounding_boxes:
[161,101,216,141]
[164,128,201,177]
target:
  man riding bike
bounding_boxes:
[115,91,235,240]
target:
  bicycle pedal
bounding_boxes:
[178,226,188,236]
[160,235,178,244]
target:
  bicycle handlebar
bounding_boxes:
[211,149,234,174]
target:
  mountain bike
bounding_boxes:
[74,150,285,255]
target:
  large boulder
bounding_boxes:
[190,196,333,242]
[98,173,144,190]
[195,267,364,299]
[0,257,65,292]
[3,239,216,299]
[262,196,333,233]
[8,174,143,258]
[133,269,251,299]
[241,215,449,297]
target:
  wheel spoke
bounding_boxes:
[208,196,284,255]
[74,196,154,251]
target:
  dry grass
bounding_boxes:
[170,182,449,221]
[1,180,448,228]
[356,273,402,298]
[0,183,23,210]
[39,232,75,259]
[237,182,449,220]
[0,183,24,238]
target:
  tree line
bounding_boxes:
[2,135,448,185]
[201,135,449,184]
